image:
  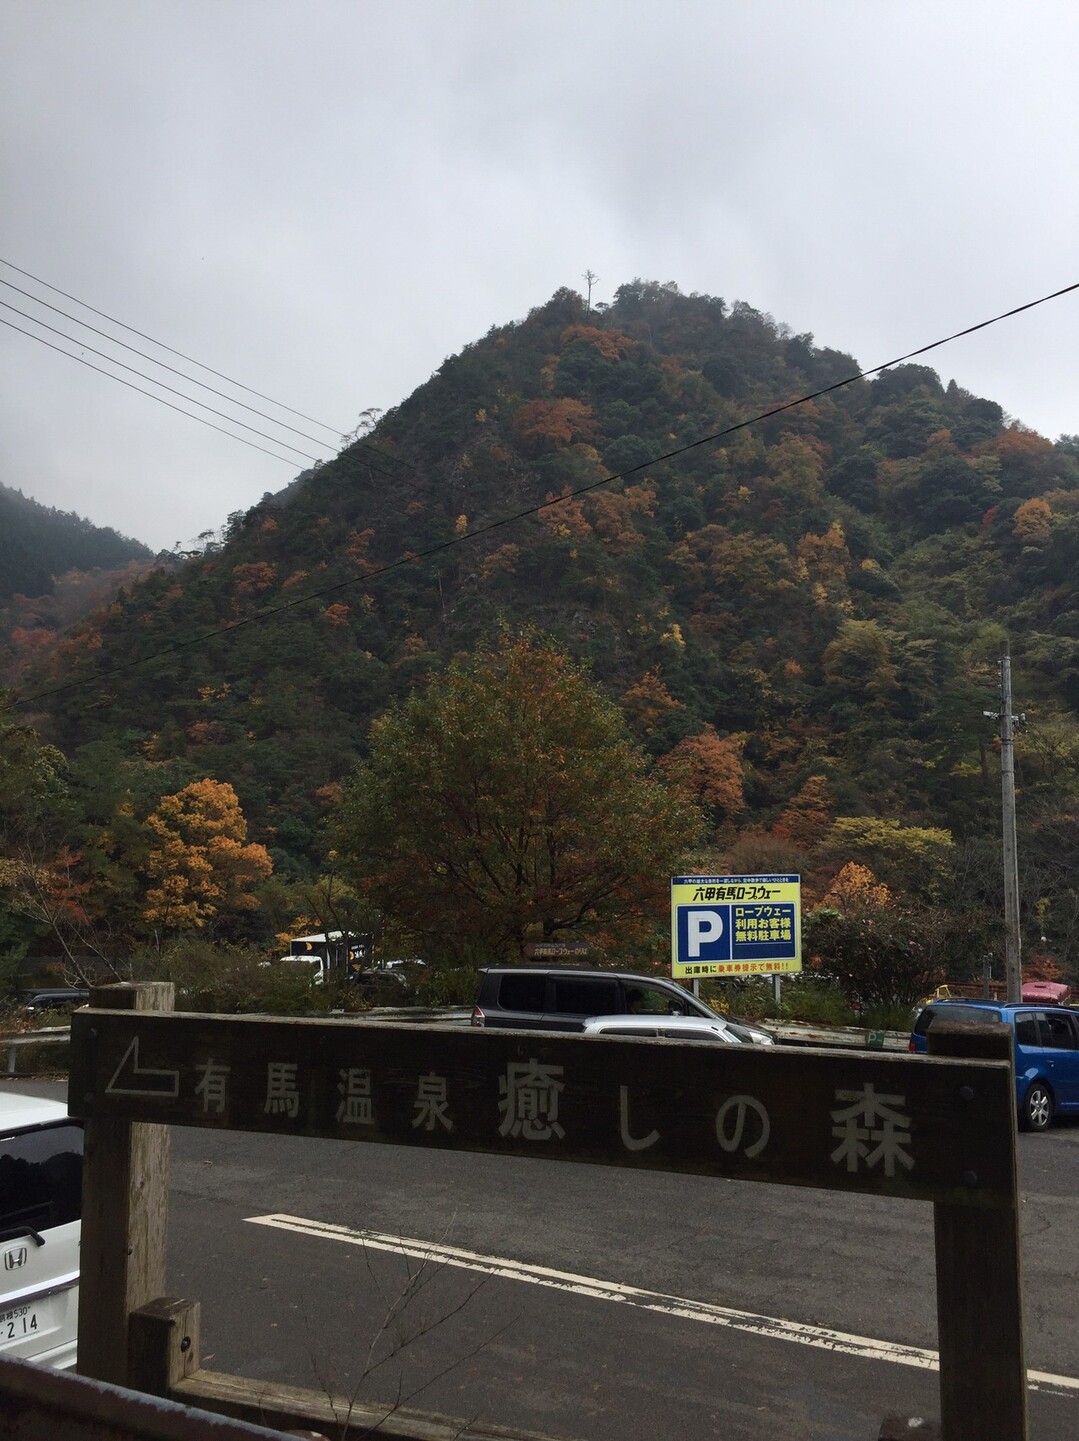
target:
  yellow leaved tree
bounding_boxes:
[142,779,271,935]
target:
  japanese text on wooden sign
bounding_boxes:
[671,873,802,979]
[69,1011,1012,1207]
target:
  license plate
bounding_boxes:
[0,1303,40,1341]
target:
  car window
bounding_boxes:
[1042,1011,1079,1050]
[1014,1013,1042,1047]
[553,978,620,1014]
[597,1025,659,1037]
[0,1122,83,1232]
[913,1004,1001,1035]
[627,984,686,1016]
[660,1027,718,1042]
[496,974,547,1012]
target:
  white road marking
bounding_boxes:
[245,1212,1079,1400]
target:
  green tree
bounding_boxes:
[821,621,898,702]
[0,697,87,976]
[331,637,701,960]
[0,699,70,847]
[817,817,954,902]
[804,905,945,1011]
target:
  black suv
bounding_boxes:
[471,966,719,1032]
[22,988,89,1015]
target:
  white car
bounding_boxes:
[0,1090,82,1368]
[581,1014,775,1045]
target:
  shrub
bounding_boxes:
[858,1000,918,1032]
[778,978,856,1026]
[804,906,944,1010]
[412,965,481,1008]
[703,975,855,1025]
[130,941,338,1015]
[699,979,775,1020]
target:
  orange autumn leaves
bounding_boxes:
[657,727,745,820]
[142,779,271,931]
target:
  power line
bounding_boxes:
[0,300,428,499]
[0,257,426,490]
[0,299,322,463]
[16,276,1079,708]
[0,275,337,451]
[0,315,306,468]
[0,255,344,436]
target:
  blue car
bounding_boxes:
[910,1000,1079,1131]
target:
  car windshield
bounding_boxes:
[0,1121,83,1232]
[913,1004,1001,1035]
[624,985,674,1014]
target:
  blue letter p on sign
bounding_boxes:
[677,906,732,963]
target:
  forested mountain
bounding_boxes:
[12,279,1079,969]
[0,482,152,600]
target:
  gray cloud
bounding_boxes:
[3,0,1078,550]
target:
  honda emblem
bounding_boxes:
[3,1246,28,1271]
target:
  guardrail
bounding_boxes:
[758,1019,910,1051]
[0,1025,71,1075]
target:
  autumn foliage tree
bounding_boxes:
[621,671,684,737]
[142,779,272,936]
[772,775,833,848]
[820,861,892,912]
[0,698,92,974]
[658,727,744,826]
[331,638,701,960]
[513,398,597,450]
[1012,497,1052,546]
[817,817,954,902]
[806,862,951,1011]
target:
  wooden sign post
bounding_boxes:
[67,995,1026,1438]
[75,982,174,1387]
[929,1021,1026,1439]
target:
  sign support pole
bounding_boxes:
[75,981,174,1386]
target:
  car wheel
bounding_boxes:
[1020,1082,1053,1132]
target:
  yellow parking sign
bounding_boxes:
[671,874,802,980]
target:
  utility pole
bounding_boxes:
[985,647,1024,1002]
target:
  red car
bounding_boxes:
[1021,980,1071,1005]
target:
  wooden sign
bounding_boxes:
[520,941,590,957]
[69,1010,1014,1206]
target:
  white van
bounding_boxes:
[0,1090,82,1368]
[277,954,329,985]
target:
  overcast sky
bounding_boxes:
[2,2,1078,553]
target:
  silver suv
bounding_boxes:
[582,1014,774,1045]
